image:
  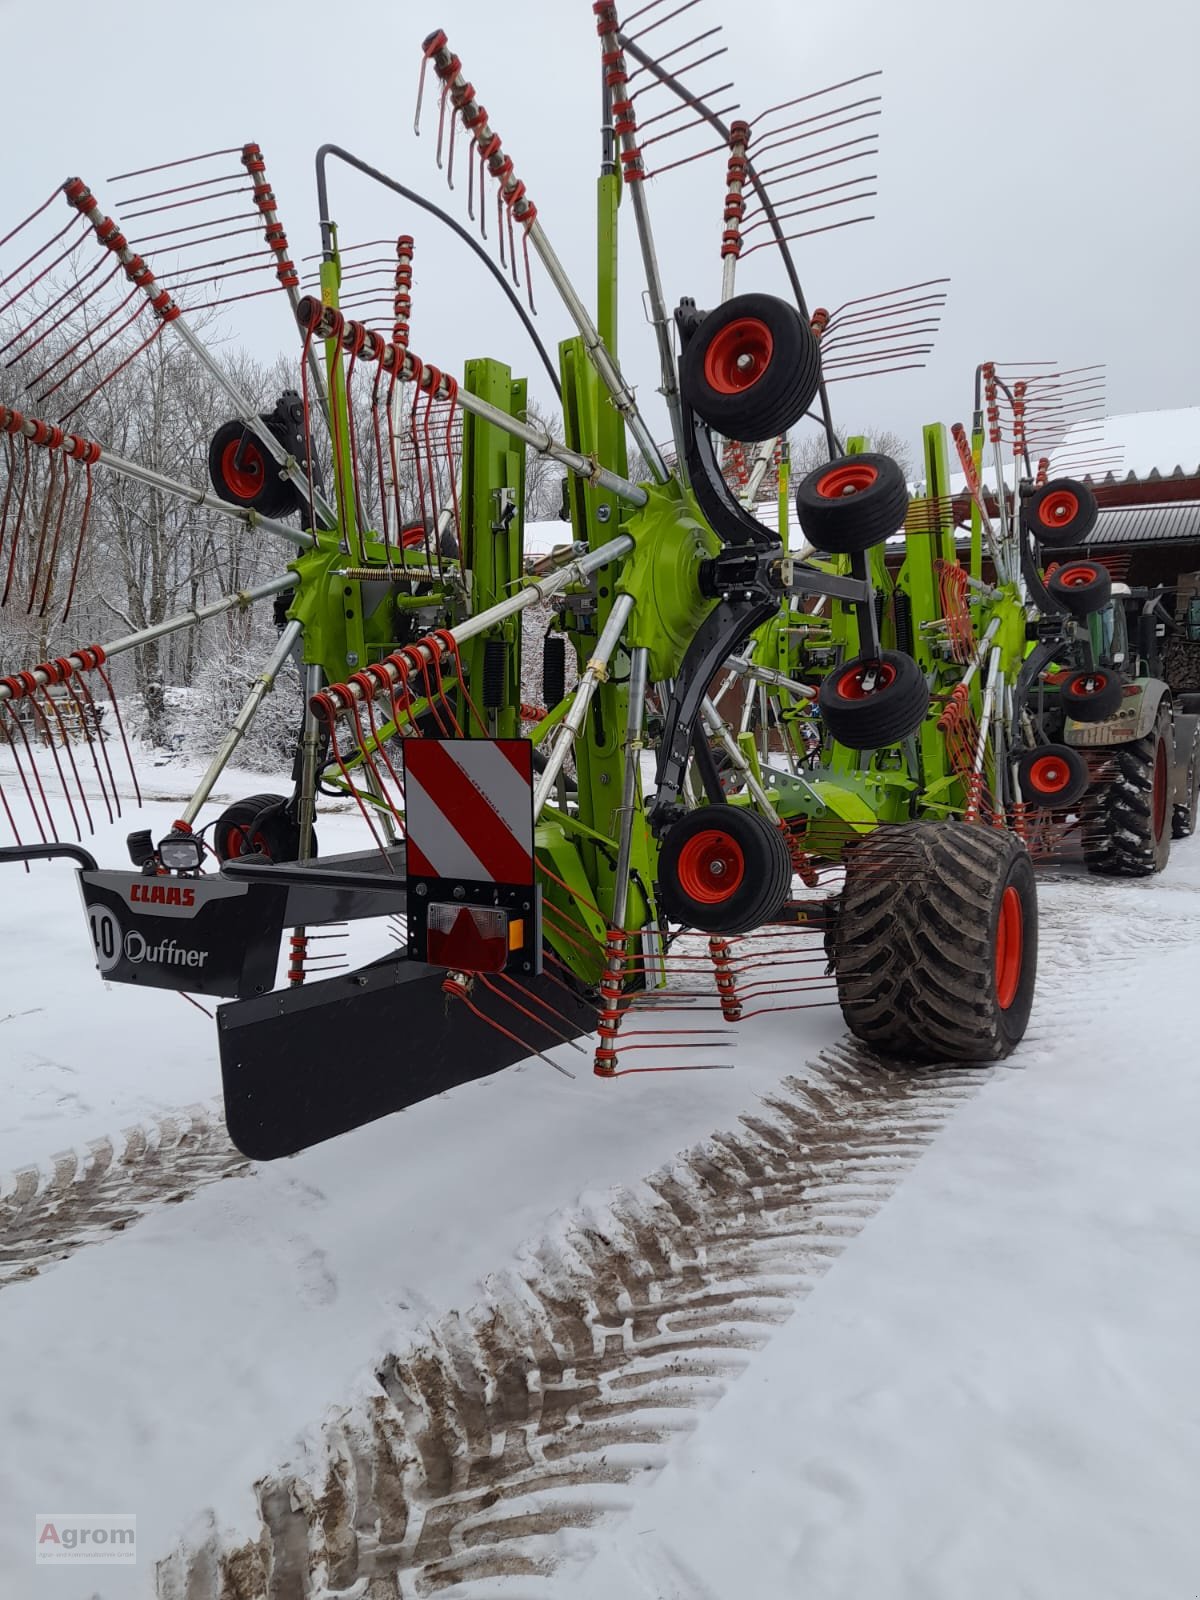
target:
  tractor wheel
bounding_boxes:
[830,821,1037,1063]
[1047,560,1111,617]
[793,453,910,554]
[1022,477,1099,548]
[817,651,929,749]
[214,793,311,864]
[1172,721,1200,839]
[658,804,793,935]
[1084,704,1173,877]
[208,420,299,519]
[1016,743,1090,809]
[679,293,821,442]
[1060,668,1123,723]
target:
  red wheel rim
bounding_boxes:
[703,317,774,395]
[1027,753,1072,795]
[1038,488,1079,529]
[1056,564,1098,588]
[816,462,879,499]
[1068,672,1107,698]
[220,437,265,499]
[676,829,745,904]
[834,659,897,701]
[401,525,426,549]
[1152,737,1169,841]
[223,823,272,860]
[994,885,1024,1011]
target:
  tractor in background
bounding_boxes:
[1022,566,1200,874]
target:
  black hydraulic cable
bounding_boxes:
[314,144,562,399]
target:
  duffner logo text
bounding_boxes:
[124,929,209,969]
[129,881,196,907]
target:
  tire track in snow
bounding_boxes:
[157,1042,993,1599]
[3,861,1193,1290]
[155,863,1200,1597]
[0,1101,248,1289]
[1033,872,1200,975]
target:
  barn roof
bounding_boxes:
[1084,501,1200,547]
[1064,407,1200,484]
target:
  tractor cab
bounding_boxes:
[1111,584,1178,679]
[1088,581,1130,671]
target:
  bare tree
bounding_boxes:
[521,398,567,522]
[0,297,300,746]
[790,426,916,482]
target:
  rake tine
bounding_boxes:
[755,69,884,125]
[740,174,878,234]
[106,147,244,182]
[627,24,722,78]
[743,189,878,239]
[824,276,952,320]
[620,0,677,25]
[113,167,247,209]
[754,134,879,181]
[636,83,736,128]
[626,0,704,42]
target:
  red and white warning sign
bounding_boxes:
[402,738,535,886]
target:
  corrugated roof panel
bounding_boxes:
[1084,502,1200,546]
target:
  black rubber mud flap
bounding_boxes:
[218,952,597,1160]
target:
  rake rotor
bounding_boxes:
[0,2,1071,1160]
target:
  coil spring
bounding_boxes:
[482,638,507,710]
[894,589,914,658]
[543,635,567,707]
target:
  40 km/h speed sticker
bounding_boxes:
[87,905,123,975]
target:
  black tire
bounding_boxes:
[830,821,1038,1063]
[208,419,299,518]
[1021,477,1098,547]
[1060,668,1123,723]
[658,804,793,935]
[1016,743,1090,809]
[1172,721,1200,839]
[214,792,312,864]
[679,293,821,442]
[793,453,910,554]
[1084,704,1173,877]
[1047,560,1111,617]
[817,651,929,750]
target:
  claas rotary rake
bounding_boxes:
[712,349,1187,866]
[0,4,1044,1159]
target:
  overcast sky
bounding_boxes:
[3,0,1197,467]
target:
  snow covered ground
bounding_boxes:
[2,748,1199,1598]
[579,880,1200,1600]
